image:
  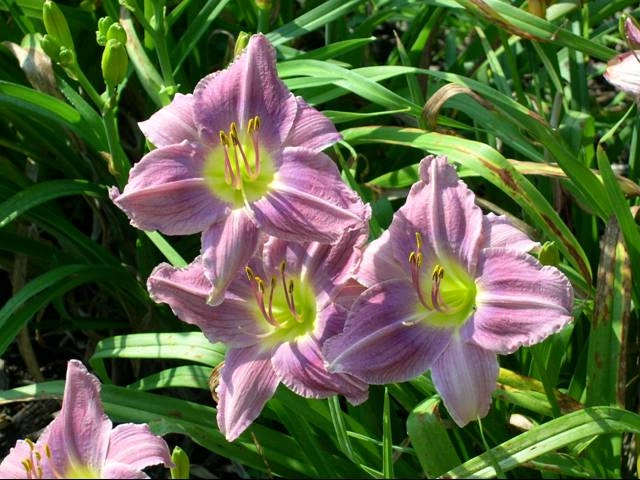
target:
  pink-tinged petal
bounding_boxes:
[272,334,368,405]
[111,141,228,235]
[284,96,341,151]
[604,51,640,95]
[0,440,38,478]
[217,345,280,442]
[251,149,369,243]
[325,279,451,384]
[482,213,539,253]
[44,360,111,476]
[147,259,266,347]
[467,249,573,355]
[138,93,198,147]
[101,462,149,479]
[355,229,405,287]
[431,337,499,427]
[106,423,173,472]
[202,210,262,306]
[390,155,484,274]
[193,34,297,149]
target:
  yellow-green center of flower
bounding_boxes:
[203,116,275,208]
[245,262,316,347]
[19,440,101,479]
[407,232,476,328]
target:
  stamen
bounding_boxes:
[219,130,235,186]
[288,280,302,322]
[249,115,261,180]
[245,266,255,281]
[268,276,276,319]
[430,265,450,312]
[45,445,51,459]
[280,262,296,316]
[409,251,431,309]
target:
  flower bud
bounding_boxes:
[538,241,559,267]
[255,0,272,11]
[106,23,127,44]
[58,46,76,66]
[234,32,250,57]
[625,16,640,49]
[96,17,114,46]
[42,1,75,53]
[101,38,128,89]
[40,34,62,62]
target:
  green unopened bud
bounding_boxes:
[255,0,272,10]
[538,241,560,267]
[58,46,75,66]
[97,17,114,46]
[101,39,128,89]
[43,1,75,53]
[106,23,127,44]
[169,446,190,480]
[234,32,250,57]
[40,34,62,62]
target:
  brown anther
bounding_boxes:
[219,130,230,146]
[245,266,255,281]
[254,115,261,131]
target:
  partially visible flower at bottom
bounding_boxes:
[0,360,174,479]
[325,155,574,427]
[147,230,370,442]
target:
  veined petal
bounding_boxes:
[251,149,369,243]
[355,229,405,287]
[431,337,499,427]
[604,51,640,95]
[284,96,341,151]
[325,279,451,384]
[468,249,573,354]
[482,213,539,253]
[43,360,112,477]
[105,423,173,472]
[202,210,262,306]
[390,155,484,274]
[110,141,228,235]
[272,333,368,405]
[138,93,198,147]
[101,462,148,479]
[193,34,297,149]
[217,345,280,442]
[147,259,266,347]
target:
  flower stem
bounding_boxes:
[102,99,130,187]
[72,65,105,111]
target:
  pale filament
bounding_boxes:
[246,262,301,328]
[407,231,451,313]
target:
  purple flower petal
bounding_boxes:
[284,96,341,151]
[390,155,484,274]
[105,423,173,472]
[147,259,267,347]
[467,249,574,354]
[355,229,405,287]
[138,93,198,147]
[604,51,640,95]
[101,462,149,479]
[251,149,369,243]
[325,279,451,384]
[431,337,499,427]
[202,210,262,306]
[272,333,368,405]
[42,360,111,477]
[217,345,280,441]
[0,440,39,478]
[193,34,297,150]
[482,213,539,253]
[110,141,228,234]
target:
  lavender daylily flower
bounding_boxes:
[0,360,173,479]
[147,227,370,442]
[110,34,367,305]
[325,155,574,427]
